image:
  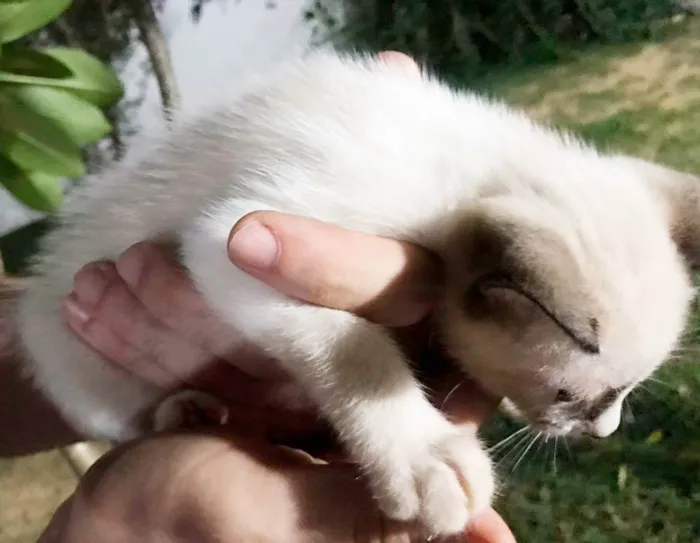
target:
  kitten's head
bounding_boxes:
[441,155,700,439]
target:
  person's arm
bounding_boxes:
[0,278,80,457]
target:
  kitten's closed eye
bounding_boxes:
[472,274,600,355]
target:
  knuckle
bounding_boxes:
[72,261,115,307]
[116,241,162,294]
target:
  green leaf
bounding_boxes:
[0,154,62,212]
[0,45,72,77]
[45,47,123,106]
[5,85,111,146]
[0,0,72,44]
[0,91,84,177]
[0,47,123,107]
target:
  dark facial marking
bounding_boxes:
[451,211,602,355]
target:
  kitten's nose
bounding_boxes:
[586,406,621,438]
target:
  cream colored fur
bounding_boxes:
[15,50,700,537]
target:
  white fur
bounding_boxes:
[15,50,695,536]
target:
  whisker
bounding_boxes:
[504,434,532,477]
[563,438,573,463]
[496,430,531,465]
[496,429,532,470]
[440,380,463,410]
[553,436,559,475]
[510,432,541,475]
[534,436,548,476]
[534,433,547,459]
[488,425,529,453]
[541,435,551,475]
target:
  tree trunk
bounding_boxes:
[125,0,181,122]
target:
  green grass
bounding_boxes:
[470,18,700,543]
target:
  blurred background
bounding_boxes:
[1,1,699,542]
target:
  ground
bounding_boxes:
[2,17,700,543]
[0,451,75,543]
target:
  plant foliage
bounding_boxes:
[0,0,123,212]
[312,0,682,79]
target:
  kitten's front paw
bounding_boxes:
[373,432,495,538]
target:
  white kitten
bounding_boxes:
[15,50,700,537]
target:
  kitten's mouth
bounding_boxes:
[498,398,581,437]
[534,422,580,438]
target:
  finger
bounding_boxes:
[376,50,422,77]
[116,242,290,380]
[228,212,442,327]
[64,270,304,412]
[114,242,249,361]
[65,256,324,438]
[64,260,211,387]
[466,509,517,543]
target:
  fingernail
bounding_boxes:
[228,221,278,270]
[116,247,144,289]
[73,265,107,306]
[64,294,90,327]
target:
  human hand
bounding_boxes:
[38,390,514,543]
[55,207,515,542]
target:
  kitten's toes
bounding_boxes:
[370,431,495,538]
[371,463,421,522]
[427,433,496,525]
[152,390,229,431]
[415,459,472,535]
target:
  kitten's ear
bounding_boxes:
[621,156,700,268]
[447,198,601,353]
